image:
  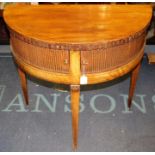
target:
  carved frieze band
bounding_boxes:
[9,26,146,51]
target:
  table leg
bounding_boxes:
[17,67,29,105]
[128,62,141,108]
[70,84,80,150]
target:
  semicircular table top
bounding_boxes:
[4,4,152,45]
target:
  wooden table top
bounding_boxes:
[4,4,152,44]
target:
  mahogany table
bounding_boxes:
[4,4,152,150]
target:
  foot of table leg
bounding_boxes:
[128,63,141,109]
[17,67,29,105]
[70,85,80,150]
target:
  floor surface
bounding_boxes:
[0,46,155,151]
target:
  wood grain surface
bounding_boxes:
[4,4,152,44]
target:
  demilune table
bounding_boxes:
[4,4,152,150]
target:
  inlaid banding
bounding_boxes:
[10,27,146,74]
[9,26,146,51]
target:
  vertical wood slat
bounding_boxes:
[11,35,70,73]
[81,33,145,74]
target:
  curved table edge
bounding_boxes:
[12,47,144,85]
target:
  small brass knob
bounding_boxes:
[82,60,88,65]
[64,59,68,64]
